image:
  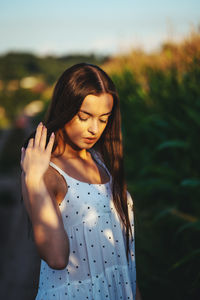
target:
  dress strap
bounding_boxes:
[49,161,67,178]
[89,149,111,179]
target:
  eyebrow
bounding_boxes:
[79,110,112,117]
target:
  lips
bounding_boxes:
[84,137,97,140]
[83,137,97,143]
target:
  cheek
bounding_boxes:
[99,123,108,135]
[66,122,86,139]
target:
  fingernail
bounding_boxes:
[51,132,55,137]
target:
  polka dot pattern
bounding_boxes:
[35,150,136,300]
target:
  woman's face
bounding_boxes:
[64,93,113,150]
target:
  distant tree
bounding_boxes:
[0,52,41,81]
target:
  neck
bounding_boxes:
[53,130,91,160]
[63,146,89,160]
[53,142,90,160]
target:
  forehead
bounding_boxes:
[80,93,113,115]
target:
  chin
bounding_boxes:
[74,139,98,150]
[73,143,94,151]
[83,143,95,149]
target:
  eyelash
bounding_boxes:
[78,116,108,123]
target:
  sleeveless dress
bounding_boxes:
[35,150,136,300]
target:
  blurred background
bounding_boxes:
[0,1,200,299]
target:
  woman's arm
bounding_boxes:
[136,282,142,300]
[127,192,142,300]
[21,123,69,269]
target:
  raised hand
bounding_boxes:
[21,122,55,183]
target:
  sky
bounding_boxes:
[0,0,200,56]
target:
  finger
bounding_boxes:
[34,122,43,147]
[46,132,55,155]
[20,147,25,169]
[21,147,25,162]
[39,125,47,149]
[27,138,34,148]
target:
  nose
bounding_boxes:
[88,119,99,135]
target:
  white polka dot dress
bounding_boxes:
[35,150,136,300]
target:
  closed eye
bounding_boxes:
[78,115,88,121]
[78,114,109,123]
[99,119,108,123]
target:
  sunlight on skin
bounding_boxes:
[38,205,60,227]
[34,206,60,244]
[33,204,61,244]
[62,93,113,160]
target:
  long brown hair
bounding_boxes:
[25,63,132,259]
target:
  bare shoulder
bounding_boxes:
[44,165,68,205]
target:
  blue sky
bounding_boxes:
[0,0,199,56]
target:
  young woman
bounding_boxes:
[21,63,141,300]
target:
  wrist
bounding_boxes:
[25,174,44,189]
